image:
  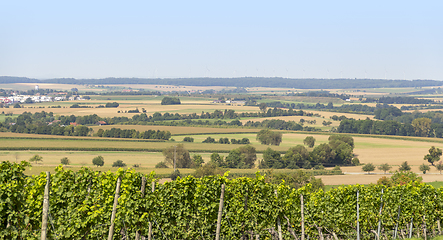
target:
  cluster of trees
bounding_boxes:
[105,102,120,108]
[132,108,310,122]
[96,128,171,140]
[363,96,436,105]
[246,119,302,131]
[161,97,181,105]
[4,122,90,136]
[263,101,377,115]
[84,90,161,96]
[160,144,257,169]
[0,112,93,136]
[259,135,357,169]
[202,136,250,144]
[288,91,350,100]
[338,117,443,138]
[70,103,91,108]
[374,106,403,120]
[209,146,257,169]
[256,129,283,145]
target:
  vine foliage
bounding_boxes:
[1,161,443,239]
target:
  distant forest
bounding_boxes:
[1,76,443,89]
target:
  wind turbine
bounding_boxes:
[205,66,210,78]
[327,69,330,79]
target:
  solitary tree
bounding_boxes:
[60,157,70,165]
[92,156,104,167]
[419,164,430,174]
[362,163,375,174]
[399,161,411,171]
[303,136,316,148]
[434,161,443,174]
[29,155,43,164]
[259,103,267,113]
[378,163,392,174]
[424,146,442,166]
[163,144,191,168]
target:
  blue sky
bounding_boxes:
[1,1,442,80]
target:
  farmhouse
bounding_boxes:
[96,121,107,126]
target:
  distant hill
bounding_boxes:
[1,76,442,89]
[0,76,41,83]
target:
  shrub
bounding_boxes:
[193,163,226,178]
[155,161,168,168]
[60,157,70,165]
[92,156,104,167]
[112,160,126,167]
[183,137,194,142]
[378,171,423,187]
[313,164,324,170]
[399,161,411,171]
[170,170,181,180]
[29,155,43,164]
[202,136,215,143]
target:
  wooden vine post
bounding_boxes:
[301,194,305,240]
[357,190,360,240]
[215,184,225,240]
[377,189,384,240]
[40,172,50,240]
[148,181,155,240]
[135,176,147,240]
[108,177,121,240]
[275,190,282,240]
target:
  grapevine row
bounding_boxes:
[1,161,443,239]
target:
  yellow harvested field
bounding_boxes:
[240,115,340,128]
[319,174,443,185]
[308,110,374,120]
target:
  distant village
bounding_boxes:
[0,85,84,105]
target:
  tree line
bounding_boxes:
[96,128,171,140]
[4,76,442,89]
[337,117,443,138]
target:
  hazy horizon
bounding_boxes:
[1,1,442,80]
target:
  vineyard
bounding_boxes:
[2,161,443,239]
